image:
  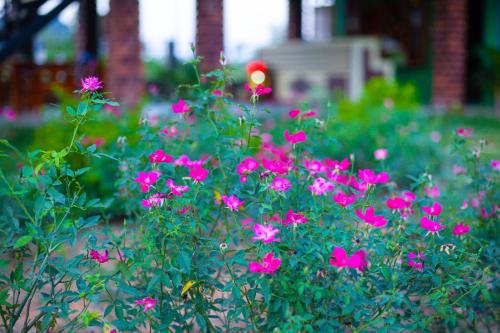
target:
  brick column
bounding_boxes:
[288,0,302,39]
[431,0,467,107]
[196,0,223,72]
[105,0,144,107]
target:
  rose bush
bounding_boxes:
[0,55,498,332]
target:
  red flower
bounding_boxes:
[329,247,367,271]
[284,130,306,144]
[356,206,387,227]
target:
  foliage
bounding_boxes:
[0,56,498,332]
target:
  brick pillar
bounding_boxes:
[431,0,467,107]
[288,0,302,39]
[105,0,144,107]
[196,0,223,72]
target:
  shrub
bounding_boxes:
[0,59,498,332]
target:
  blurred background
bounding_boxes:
[0,0,499,113]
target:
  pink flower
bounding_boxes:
[166,179,189,196]
[262,159,292,175]
[374,148,388,160]
[303,159,325,175]
[3,107,16,120]
[452,165,466,175]
[213,89,223,96]
[461,200,468,209]
[308,177,334,195]
[134,297,158,312]
[252,223,280,243]
[236,157,259,182]
[329,247,367,271]
[408,252,425,260]
[457,127,473,138]
[323,158,350,173]
[269,177,291,192]
[149,149,174,164]
[160,125,179,137]
[408,261,423,270]
[221,194,244,211]
[249,252,281,275]
[177,206,191,214]
[133,171,160,192]
[358,169,389,184]
[386,197,408,210]
[355,206,387,227]
[282,209,308,225]
[283,130,306,144]
[244,83,272,97]
[80,76,102,92]
[141,192,168,207]
[452,223,470,236]
[491,160,500,171]
[301,110,316,119]
[424,185,440,198]
[420,216,445,233]
[188,167,209,183]
[172,99,190,113]
[289,109,300,118]
[332,191,356,207]
[90,249,109,264]
[422,202,442,216]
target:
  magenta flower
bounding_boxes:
[252,223,280,243]
[424,185,440,198]
[303,159,325,175]
[262,159,291,175]
[374,148,388,160]
[422,202,442,216]
[308,177,334,196]
[323,158,350,173]
[452,223,470,236]
[283,130,306,144]
[141,192,168,207]
[356,206,388,227]
[80,76,102,92]
[289,109,300,118]
[172,99,190,113]
[358,169,389,185]
[457,127,473,137]
[491,160,500,171]
[249,252,281,275]
[188,167,209,183]
[244,83,272,97]
[269,177,291,192]
[332,190,356,207]
[420,216,445,233]
[236,157,259,182]
[160,125,179,137]
[408,252,425,260]
[386,197,408,210]
[134,297,158,312]
[221,194,244,211]
[282,209,308,225]
[166,179,189,196]
[3,107,16,120]
[329,247,367,271]
[408,261,423,270]
[148,149,174,164]
[133,171,160,192]
[90,249,109,264]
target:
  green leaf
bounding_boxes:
[14,235,32,249]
